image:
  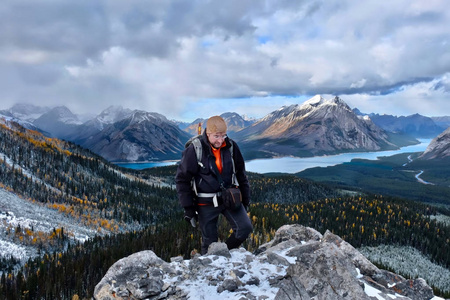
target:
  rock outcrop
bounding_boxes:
[94,224,437,300]
[420,126,450,160]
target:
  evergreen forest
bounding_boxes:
[0,121,449,299]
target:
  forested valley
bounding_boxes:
[0,121,449,299]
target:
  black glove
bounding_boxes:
[243,198,250,212]
[184,206,198,227]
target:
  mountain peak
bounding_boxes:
[300,95,351,112]
[303,94,326,107]
[128,110,168,125]
[34,106,81,126]
[96,105,133,124]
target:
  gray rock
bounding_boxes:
[275,276,311,300]
[93,225,439,300]
[217,278,239,293]
[93,250,168,300]
[207,242,232,258]
[285,242,371,299]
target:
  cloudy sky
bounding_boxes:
[1,0,450,122]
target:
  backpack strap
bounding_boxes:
[229,140,239,187]
[191,137,203,168]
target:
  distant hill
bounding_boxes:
[354,109,445,138]
[431,116,450,128]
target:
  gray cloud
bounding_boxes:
[0,0,449,119]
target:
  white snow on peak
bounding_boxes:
[303,94,326,107]
[129,111,168,125]
[96,105,132,124]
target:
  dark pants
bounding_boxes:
[197,204,253,255]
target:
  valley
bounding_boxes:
[297,152,450,207]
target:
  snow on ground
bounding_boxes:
[0,151,61,194]
[0,239,33,261]
[430,213,450,226]
[0,187,98,261]
[360,244,450,294]
[162,245,439,300]
[167,248,288,300]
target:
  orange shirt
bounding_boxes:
[211,143,225,173]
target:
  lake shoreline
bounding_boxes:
[115,139,432,174]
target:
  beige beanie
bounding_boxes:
[206,116,227,134]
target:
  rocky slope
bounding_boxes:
[420,126,450,160]
[93,224,439,300]
[83,110,192,162]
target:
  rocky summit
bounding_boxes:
[93,224,439,300]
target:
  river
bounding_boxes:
[115,139,431,174]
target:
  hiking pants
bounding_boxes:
[197,204,253,255]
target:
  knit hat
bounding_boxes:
[206,116,227,134]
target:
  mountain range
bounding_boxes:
[1,95,448,162]
[354,109,446,138]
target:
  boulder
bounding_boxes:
[94,225,438,300]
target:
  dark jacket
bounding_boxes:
[175,131,250,208]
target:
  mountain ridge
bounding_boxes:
[235,96,411,159]
[1,96,440,162]
[354,109,445,138]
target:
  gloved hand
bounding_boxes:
[243,198,250,212]
[184,206,198,227]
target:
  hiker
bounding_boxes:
[176,116,253,255]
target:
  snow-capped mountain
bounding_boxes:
[0,103,51,122]
[32,106,82,139]
[67,105,134,145]
[83,110,192,162]
[420,126,450,160]
[354,110,445,138]
[87,105,134,131]
[235,95,405,159]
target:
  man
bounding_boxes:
[176,116,253,255]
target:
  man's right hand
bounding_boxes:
[184,206,198,227]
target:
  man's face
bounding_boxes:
[207,132,227,149]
